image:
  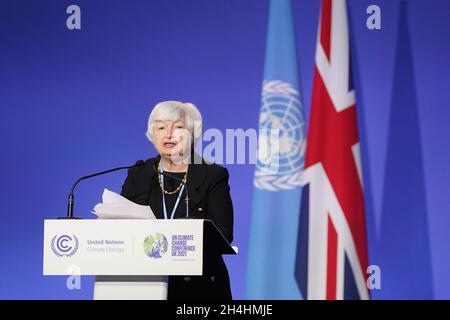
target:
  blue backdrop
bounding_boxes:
[0,0,449,299]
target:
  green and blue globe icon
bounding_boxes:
[143,233,168,258]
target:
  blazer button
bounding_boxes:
[184,276,191,282]
[210,276,215,282]
[197,207,204,213]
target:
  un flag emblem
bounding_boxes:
[255,80,306,191]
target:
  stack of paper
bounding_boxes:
[92,188,156,219]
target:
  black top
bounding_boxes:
[119,154,234,300]
[121,154,233,243]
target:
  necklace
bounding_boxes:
[157,161,187,195]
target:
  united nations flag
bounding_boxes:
[246,0,305,299]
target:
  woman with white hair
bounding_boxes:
[120,101,234,300]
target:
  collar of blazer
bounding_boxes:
[145,152,205,210]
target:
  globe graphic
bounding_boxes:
[143,233,168,258]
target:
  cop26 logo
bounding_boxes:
[144,233,168,259]
[51,234,79,257]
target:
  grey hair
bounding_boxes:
[145,101,203,146]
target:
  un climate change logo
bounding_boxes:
[254,80,306,191]
[51,234,79,257]
[144,233,168,259]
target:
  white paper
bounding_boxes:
[92,188,156,219]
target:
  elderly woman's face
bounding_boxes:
[153,119,191,160]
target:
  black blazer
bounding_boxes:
[120,154,234,300]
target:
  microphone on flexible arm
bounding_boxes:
[62,160,145,219]
[152,162,190,219]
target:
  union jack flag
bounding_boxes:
[295,0,370,300]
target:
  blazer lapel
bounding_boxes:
[186,153,205,210]
[147,155,165,219]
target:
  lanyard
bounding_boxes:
[160,161,185,220]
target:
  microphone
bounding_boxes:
[152,162,190,219]
[62,160,145,219]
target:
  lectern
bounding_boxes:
[43,219,236,300]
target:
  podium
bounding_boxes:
[43,219,236,300]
